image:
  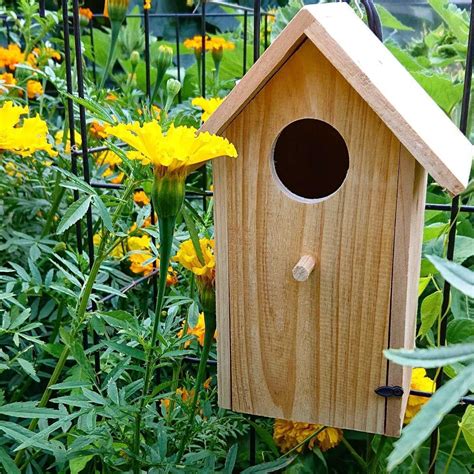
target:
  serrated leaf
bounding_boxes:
[427,255,474,298]
[57,196,93,235]
[0,402,63,419]
[104,341,146,361]
[17,358,39,382]
[92,195,113,232]
[70,454,94,474]
[384,343,474,367]
[376,5,413,31]
[387,363,474,471]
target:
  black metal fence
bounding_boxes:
[2,0,473,471]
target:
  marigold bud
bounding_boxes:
[104,0,130,23]
[130,50,140,67]
[152,169,186,220]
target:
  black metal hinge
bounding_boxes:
[375,385,404,398]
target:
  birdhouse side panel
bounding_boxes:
[214,40,402,435]
[385,147,427,436]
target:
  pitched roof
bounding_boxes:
[202,3,472,195]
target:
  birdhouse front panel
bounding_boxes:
[212,39,410,436]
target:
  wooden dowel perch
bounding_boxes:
[292,255,316,282]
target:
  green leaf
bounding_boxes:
[411,72,464,114]
[188,301,200,328]
[418,276,431,296]
[384,343,474,367]
[17,358,39,382]
[387,362,474,471]
[241,455,297,474]
[0,402,63,419]
[56,195,93,235]
[419,290,442,337]
[447,319,474,344]
[104,341,146,361]
[49,381,93,390]
[69,341,95,383]
[70,455,94,474]
[376,5,413,31]
[427,255,474,298]
[460,405,474,452]
[223,444,238,474]
[452,288,474,320]
[92,195,113,232]
[248,419,280,457]
[428,0,469,44]
[0,447,20,474]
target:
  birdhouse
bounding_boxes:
[201,3,472,436]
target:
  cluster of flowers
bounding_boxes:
[0,43,60,99]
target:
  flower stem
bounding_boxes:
[176,311,216,463]
[132,215,176,473]
[99,20,121,89]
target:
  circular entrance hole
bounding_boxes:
[271,118,349,202]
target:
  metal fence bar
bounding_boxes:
[243,11,248,74]
[72,0,100,372]
[175,16,182,102]
[253,0,261,62]
[201,1,207,98]
[144,2,151,101]
[89,19,97,85]
[60,0,82,254]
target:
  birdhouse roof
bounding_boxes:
[202,3,473,195]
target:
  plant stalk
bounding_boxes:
[132,215,176,473]
[176,311,216,462]
[99,21,121,89]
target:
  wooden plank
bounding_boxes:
[385,147,427,436]
[215,40,401,434]
[303,3,471,195]
[213,158,232,408]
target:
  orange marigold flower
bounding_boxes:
[0,72,17,93]
[129,252,154,275]
[404,368,435,424]
[79,7,93,22]
[133,190,150,206]
[177,312,217,348]
[0,44,24,70]
[273,420,343,453]
[26,79,43,99]
[106,92,118,101]
[89,121,107,139]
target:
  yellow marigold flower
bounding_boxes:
[32,47,61,62]
[26,79,43,99]
[184,35,210,54]
[207,36,235,53]
[273,420,343,453]
[192,97,224,122]
[102,167,124,183]
[96,149,122,167]
[55,129,82,153]
[93,232,125,258]
[0,44,24,70]
[174,238,215,280]
[133,190,150,206]
[144,0,152,10]
[178,312,217,348]
[0,102,56,157]
[404,368,435,424]
[90,121,107,139]
[129,252,154,275]
[128,235,151,251]
[105,121,237,172]
[0,72,17,93]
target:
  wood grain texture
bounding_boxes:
[214,40,402,434]
[385,147,427,436]
[203,4,472,194]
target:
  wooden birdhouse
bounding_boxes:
[201,3,473,436]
